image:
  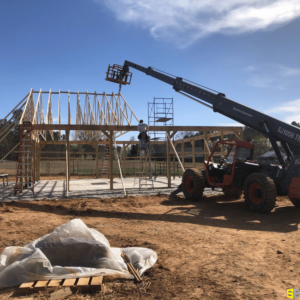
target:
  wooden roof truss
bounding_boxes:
[20,89,139,141]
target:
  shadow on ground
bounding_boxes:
[4,194,299,234]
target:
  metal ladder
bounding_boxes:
[99,143,110,178]
[137,143,154,190]
[14,122,34,195]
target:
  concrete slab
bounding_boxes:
[0,177,223,202]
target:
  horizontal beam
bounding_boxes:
[40,140,166,145]
[32,124,243,132]
[32,91,120,96]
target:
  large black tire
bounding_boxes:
[290,198,300,207]
[222,184,243,198]
[182,168,204,201]
[244,173,276,213]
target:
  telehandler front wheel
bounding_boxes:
[244,173,276,213]
[182,168,204,201]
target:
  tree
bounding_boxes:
[243,126,271,159]
[128,136,138,157]
[175,131,197,140]
[0,108,22,160]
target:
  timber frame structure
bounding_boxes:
[1,89,244,196]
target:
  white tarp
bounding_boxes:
[0,219,157,288]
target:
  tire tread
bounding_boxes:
[244,173,276,213]
[182,168,205,201]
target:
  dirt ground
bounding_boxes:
[0,193,299,299]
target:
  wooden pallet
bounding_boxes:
[17,276,103,294]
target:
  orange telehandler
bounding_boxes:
[105,61,300,213]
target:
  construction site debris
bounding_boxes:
[17,276,102,295]
[0,219,157,288]
[121,253,142,282]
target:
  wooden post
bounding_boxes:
[38,143,41,181]
[109,130,113,190]
[35,143,37,182]
[32,140,35,183]
[122,144,126,178]
[239,129,243,141]
[68,140,70,181]
[36,143,39,181]
[66,130,70,195]
[19,124,23,190]
[95,145,99,178]
[181,139,185,169]
[204,131,209,161]
[173,155,175,179]
[192,137,195,168]
[166,131,171,188]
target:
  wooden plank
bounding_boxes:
[34,280,49,291]
[17,276,102,295]
[19,281,35,289]
[62,278,76,287]
[20,89,33,124]
[121,253,142,282]
[76,277,90,287]
[101,130,110,139]
[169,131,177,139]
[34,280,49,288]
[90,276,103,286]
[17,281,35,294]
[48,279,63,287]
[89,276,103,292]
[233,130,242,140]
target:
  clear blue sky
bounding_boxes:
[1,0,300,138]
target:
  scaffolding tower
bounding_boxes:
[148,97,174,176]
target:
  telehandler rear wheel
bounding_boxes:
[244,173,276,213]
[182,168,204,201]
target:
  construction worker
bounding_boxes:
[137,120,150,150]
